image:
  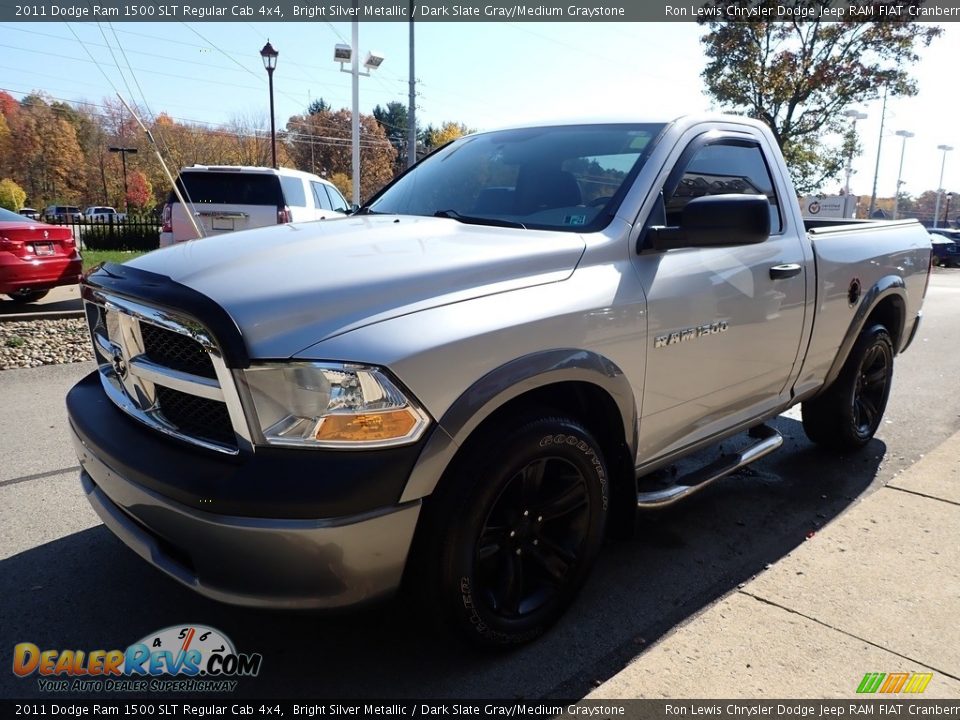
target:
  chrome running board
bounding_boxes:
[636,425,783,509]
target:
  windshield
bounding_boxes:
[367,123,664,232]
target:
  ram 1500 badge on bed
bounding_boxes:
[68,115,932,645]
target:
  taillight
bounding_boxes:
[161,203,172,233]
[0,235,26,257]
[277,206,292,224]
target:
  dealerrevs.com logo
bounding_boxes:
[12,624,262,693]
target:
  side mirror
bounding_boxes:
[349,204,361,214]
[650,194,771,251]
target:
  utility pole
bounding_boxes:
[408,3,417,168]
[868,88,887,218]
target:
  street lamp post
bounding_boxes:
[944,192,954,228]
[260,41,279,170]
[892,130,914,221]
[335,16,384,207]
[933,144,953,229]
[108,146,138,213]
[842,110,867,201]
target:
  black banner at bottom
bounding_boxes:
[3,700,960,720]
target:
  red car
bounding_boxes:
[0,207,83,303]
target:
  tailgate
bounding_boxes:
[173,203,278,242]
[173,171,283,242]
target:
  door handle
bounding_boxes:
[770,263,802,280]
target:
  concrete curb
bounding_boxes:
[589,429,960,699]
[0,309,84,322]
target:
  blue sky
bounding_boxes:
[0,20,957,198]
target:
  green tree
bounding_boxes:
[373,101,415,171]
[699,8,940,193]
[307,98,331,115]
[0,178,26,210]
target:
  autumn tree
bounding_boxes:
[422,121,473,155]
[0,178,26,210]
[286,106,396,201]
[125,170,154,213]
[698,7,940,193]
[8,94,86,205]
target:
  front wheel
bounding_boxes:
[802,323,894,451]
[424,416,609,646]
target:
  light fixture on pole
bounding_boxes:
[260,41,279,169]
[108,146,138,213]
[335,15,385,207]
[933,144,953,229]
[892,130,914,221]
[842,110,867,198]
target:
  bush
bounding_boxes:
[82,224,160,251]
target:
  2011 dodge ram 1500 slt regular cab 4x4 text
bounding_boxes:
[67,115,932,646]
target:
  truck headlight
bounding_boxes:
[242,363,430,448]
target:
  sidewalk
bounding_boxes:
[0,284,82,320]
[589,430,960,699]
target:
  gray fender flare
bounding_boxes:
[819,275,907,394]
[399,349,638,503]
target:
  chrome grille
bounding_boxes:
[83,291,251,455]
[155,386,235,446]
[140,322,217,379]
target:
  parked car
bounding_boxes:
[69,116,931,646]
[83,206,125,223]
[42,205,84,223]
[929,232,960,267]
[159,166,351,247]
[0,207,83,303]
[18,208,40,220]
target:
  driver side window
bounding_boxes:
[665,142,782,233]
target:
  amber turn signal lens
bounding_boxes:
[314,409,418,442]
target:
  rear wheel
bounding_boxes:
[802,323,894,451]
[421,416,609,646]
[7,290,49,304]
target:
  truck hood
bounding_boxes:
[130,215,585,358]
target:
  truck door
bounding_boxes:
[634,134,808,461]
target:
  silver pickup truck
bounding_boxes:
[67,115,931,646]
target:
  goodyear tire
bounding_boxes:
[802,323,894,451]
[423,416,609,647]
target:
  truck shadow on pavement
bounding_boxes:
[0,417,883,700]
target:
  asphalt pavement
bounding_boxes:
[1,270,959,700]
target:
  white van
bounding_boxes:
[159,166,351,246]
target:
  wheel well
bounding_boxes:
[444,381,636,536]
[866,295,905,350]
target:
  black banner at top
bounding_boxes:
[4,0,960,23]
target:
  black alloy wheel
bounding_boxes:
[417,415,609,646]
[475,456,590,619]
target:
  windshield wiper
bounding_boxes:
[434,209,526,229]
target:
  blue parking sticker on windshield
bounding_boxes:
[564,215,587,225]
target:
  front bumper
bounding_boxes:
[68,372,424,609]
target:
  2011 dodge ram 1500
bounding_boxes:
[67,115,932,645]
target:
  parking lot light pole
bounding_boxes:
[892,130,914,221]
[934,145,953,229]
[842,110,867,198]
[108,146,137,214]
[335,17,385,206]
[945,193,954,228]
[260,41,279,169]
